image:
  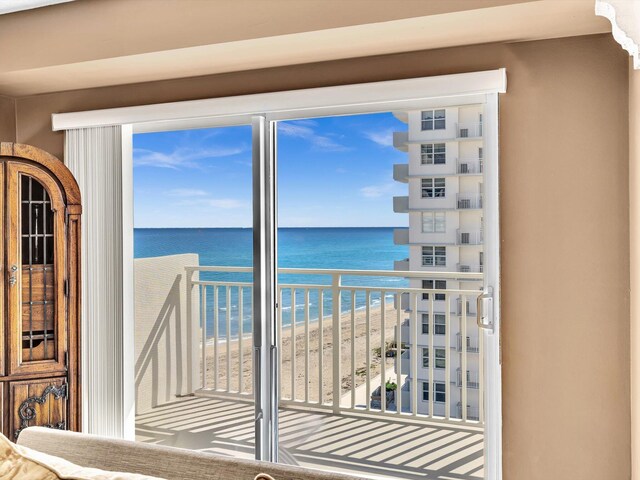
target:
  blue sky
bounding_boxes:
[133,112,408,228]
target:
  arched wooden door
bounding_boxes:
[0,143,81,440]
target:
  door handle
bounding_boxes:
[476,287,494,332]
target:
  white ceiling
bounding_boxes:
[0,0,610,96]
[0,0,74,15]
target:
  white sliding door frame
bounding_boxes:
[54,69,505,478]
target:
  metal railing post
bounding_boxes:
[332,272,342,413]
[185,266,197,392]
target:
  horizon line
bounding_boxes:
[134,225,406,229]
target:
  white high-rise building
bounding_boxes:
[392,105,484,421]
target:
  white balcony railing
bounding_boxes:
[457,263,483,273]
[456,158,483,175]
[456,229,483,245]
[456,193,483,209]
[456,333,480,353]
[456,368,480,389]
[456,123,483,138]
[456,298,478,316]
[457,403,480,421]
[186,266,484,424]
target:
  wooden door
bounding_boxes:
[6,162,67,376]
[9,378,67,440]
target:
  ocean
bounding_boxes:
[135,227,409,337]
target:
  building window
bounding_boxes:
[435,348,446,369]
[422,212,446,233]
[422,382,429,401]
[434,382,446,403]
[422,246,446,267]
[434,314,446,335]
[421,143,446,164]
[421,110,446,130]
[422,279,446,300]
[421,178,446,198]
[422,347,447,368]
[421,313,447,334]
[422,382,446,403]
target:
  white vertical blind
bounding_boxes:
[64,126,132,438]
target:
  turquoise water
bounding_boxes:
[135,227,409,337]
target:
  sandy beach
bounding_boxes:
[202,302,401,404]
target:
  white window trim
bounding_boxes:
[52,69,504,480]
[422,246,447,267]
[434,381,447,403]
[422,211,446,233]
[421,109,447,131]
[421,142,447,165]
[421,177,446,199]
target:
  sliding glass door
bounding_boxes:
[133,124,258,459]
[273,108,488,479]
[121,76,502,480]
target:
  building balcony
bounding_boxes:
[456,333,480,353]
[456,229,483,245]
[457,402,480,421]
[456,158,483,175]
[457,298,478,316]
[456,122,483,139]
[393,131,408,151]
[400,351,410,376]
[393,195,409,213]
[457,263,483,273]
[135,260,484,480]
[456,193,483,209]
[393,163,409,183]
[456,368,480,389]
[393,228,409,245]
[394,258,410,270]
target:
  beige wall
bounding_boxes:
[0,95,15,142]
[631,62,640,480]
[11,33,631,479]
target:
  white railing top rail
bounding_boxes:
[185,265,483,281]
[190,279,482,296]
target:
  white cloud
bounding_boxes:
[206,198,244,209]
[278,121,350,152]
[363,128,394,147]
[175,197,245,209]
[359,182,401,198]
[166,188,208,197]
[134,145,246,169]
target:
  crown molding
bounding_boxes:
[596,0,640,69]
